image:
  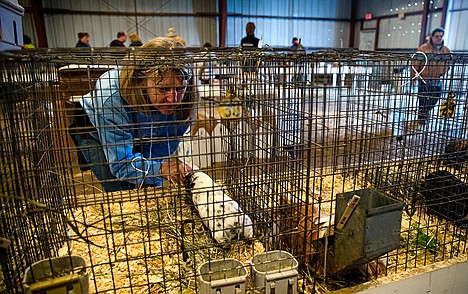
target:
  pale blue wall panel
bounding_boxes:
[226,17,349,48]
[446,0,468,51]
[292,0,350,18]
[225,0,350,48]
[228,0,349,18]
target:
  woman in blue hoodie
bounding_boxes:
[75,37,197,192]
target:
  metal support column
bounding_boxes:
[419,0,430,45]
[31,0,48,48]
[349,0,357,48]
[218,0,227,47]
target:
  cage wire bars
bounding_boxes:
[0,47,467,293]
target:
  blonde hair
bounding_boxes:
[119,37,198,119]
[129,32,141,43]
[246,22,256,35]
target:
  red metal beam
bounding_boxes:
[31,0,48,48]
[440,0,449,28]
[218,0,227,47]
[419,0,430,45]
[349,0,357,48]
[374,18,380,50]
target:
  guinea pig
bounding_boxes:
[440,139,468,170]
[185,171,254,245]
[420,170,468,224]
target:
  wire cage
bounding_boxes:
[1,46,468,294]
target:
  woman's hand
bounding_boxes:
[160,159,193,184]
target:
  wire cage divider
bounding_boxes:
[0,47,467,293]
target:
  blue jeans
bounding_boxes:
[418,81,443,120]
[73,134,134,192]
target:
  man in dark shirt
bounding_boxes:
[75,32,90,48]
[110,32,127,47]
[240,22,259,48]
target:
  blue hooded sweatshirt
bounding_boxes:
[80,68,190,186]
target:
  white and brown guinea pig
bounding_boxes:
[185,171,254,245]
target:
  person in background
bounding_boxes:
[240,22,259,48]
[129,32,143,47]
[73,37,198,192]
[240,22,261,75]
[290,37,305,51]
[290,37,300,50]
[23,34,35,49]
[166,28,186,46]
[411,27,451,126]
[76,32,90,48]
[289,37,306,82]
[289,37,305,54]
[424,34,431,44]
[110,31,127,47]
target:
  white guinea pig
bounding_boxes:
[185,171,254,245]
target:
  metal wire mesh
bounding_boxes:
[0,47,467,293]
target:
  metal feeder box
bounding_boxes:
[328,188,404,274]
[251,250,299,294]
[23,255,88,294]
[198,258,248,294]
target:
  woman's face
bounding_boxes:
[146,70,187,115]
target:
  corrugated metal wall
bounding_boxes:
[225,0,350,47]
[19,0,350,49]
[378,14,422,49]
[19,0,218,47]
[17,0,465,50]
[446,0,468,51]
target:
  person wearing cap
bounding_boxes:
[166,28,186,46]
[411,27,451,125]
[74,37,198,191]
[76,32,91,48]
